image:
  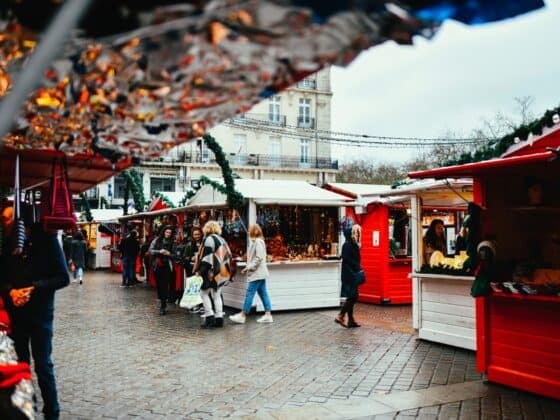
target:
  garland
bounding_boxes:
[123,184,130,215]
[203,134,244,209]
[151,191,175,209]
[391,179,414,189]
[100,196,109,209]
[80,193,94,222]
[179,189,198,207]
[445,105,560,166]
[123,169,146,213]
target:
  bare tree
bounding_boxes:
[337,160,406,185]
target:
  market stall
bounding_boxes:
[408,123,560,399]
[185,179,350,311]
[379,179,474,350]
[77,209,123,269]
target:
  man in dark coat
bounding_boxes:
[119,230,140,287]
[1,222,70,420]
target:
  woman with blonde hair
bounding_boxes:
[194,220,233,328]
[229,224,273,324]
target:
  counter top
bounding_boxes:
[489,291,560,303]
[236,259,341,268]
[410,272,475,281]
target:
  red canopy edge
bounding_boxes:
[408,151,557,179]
[0,147,132,193]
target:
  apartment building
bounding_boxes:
[88,67,337,208]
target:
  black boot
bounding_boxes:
[201,315,215,329]
[159,301,167,315]
[214,317,224,328]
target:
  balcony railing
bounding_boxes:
[297,117,315,129]
[232,113,287,127]
[179,152,338,170]
[297,79,316,90]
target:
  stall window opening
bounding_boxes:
[389,208,411,258]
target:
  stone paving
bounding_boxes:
[30,271,560,419]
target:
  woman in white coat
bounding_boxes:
[229,224,273,324]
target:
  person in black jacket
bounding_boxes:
[2,222,70,420]
[119,230,140,287]
[69,231,87,284]
[335,224,362,329]
[148,226,176,315]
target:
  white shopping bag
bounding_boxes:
[180,275,203,309]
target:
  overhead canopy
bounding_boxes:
[377,179,473,208]
[324,183,392,199]
[0,148,131,193]
[76,208,123,223]
[0,0,545,162]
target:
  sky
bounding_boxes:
[331,1,560,163]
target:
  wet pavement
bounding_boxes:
[35,271,559,419]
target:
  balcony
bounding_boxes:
[297,79,316,90]
[231,113,287,127]
[297,117,315,129]
[180,153,337,170]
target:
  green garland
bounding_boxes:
[179,189,198,207]
[123,183,130,215]
[445,105,560,166]
[100,196,109,209]
[203,134,244,209]
[80,193,94,222]
[391,179,414,189]
[151,191,175,209]
[123,169,146,213]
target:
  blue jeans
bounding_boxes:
[73,266,83,280]
[11,311,59,419]
[122,257,135,286]
[242,279,272,314]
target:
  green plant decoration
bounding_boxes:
[151,191,175,209]
[202,134,244,209]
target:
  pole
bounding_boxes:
[0,0,94,149]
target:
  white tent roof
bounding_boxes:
[325,183,392,198]
[377,178,473,208]
[77,209,123,223]
[188,179,351,207]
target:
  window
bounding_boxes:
[268,96,281,124]
[269,137,281,167]
[298,98,312,127]
[150,177,175,196]
[297,78,316,89]
[233,134,247,165]
[114,174,126,199]
[300,138,310,167]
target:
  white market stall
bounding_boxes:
[186,179,350,311]
[77,209,124,269]
[380,179,475,350]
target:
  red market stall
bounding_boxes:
[409,123,560,399]
[326,182,471,307]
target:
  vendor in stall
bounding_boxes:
[423,219,446,265]
[267,234,288,261]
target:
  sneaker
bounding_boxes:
[256,314,273,324]
[229,312,246,324]
[119,284,127,288]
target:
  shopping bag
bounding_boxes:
[179,275,203,309]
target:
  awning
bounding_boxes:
[408,151,558,179]
[0,148,132,192]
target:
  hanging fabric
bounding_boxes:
[43,157,76,231]
[12,155,25,255]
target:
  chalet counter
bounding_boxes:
[222,260,342,311]
[411,273,476,350]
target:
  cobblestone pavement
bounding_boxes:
[34,271,559,419]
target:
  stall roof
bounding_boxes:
[0,148,132,193]
[188,180,351,207]
[76,209,124,223]
[377,179,473,208]
[408,151,558,180]
[324,183,391,199]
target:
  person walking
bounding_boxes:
[69,231,87,284]
[149,226,176,315]
[194,221,232,329]
[119,230,140,288]
[229,224,273,324]
[2,222,70,420]
[335,224,362,328]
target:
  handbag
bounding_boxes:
[179,275,203,309]
[354,269,366,286]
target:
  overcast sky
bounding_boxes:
[331,1,560,163]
